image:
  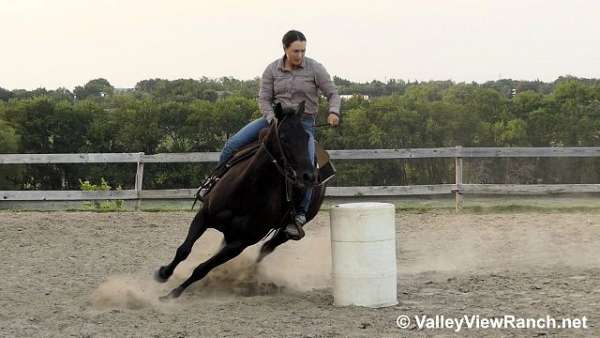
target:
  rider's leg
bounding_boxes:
[219,117,269,165]
[284,115,315,239]
[199,117,269,201]
[298,123,316,214]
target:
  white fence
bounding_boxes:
[2,147,600,210]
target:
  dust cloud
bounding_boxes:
[91,227,333,309]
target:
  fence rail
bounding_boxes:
[2,147,600,210]
[3,147,600,164]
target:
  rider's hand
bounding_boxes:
[327,113,340,127]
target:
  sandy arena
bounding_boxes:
[1,211,600,337]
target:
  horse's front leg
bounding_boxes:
[161,239,250,300]
[155,209,207,283]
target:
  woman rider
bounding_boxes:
[202,30,341,239]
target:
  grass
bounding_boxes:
[464,204,600,214]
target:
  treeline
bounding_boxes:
[1,76,599,191]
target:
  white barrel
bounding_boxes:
[330,202,398,308]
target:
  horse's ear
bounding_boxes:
[296,101,306,116]
[274,102,283,121]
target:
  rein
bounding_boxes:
[260,117,301,203]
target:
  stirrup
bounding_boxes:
[196,187,209,203]
[192,176,218,207]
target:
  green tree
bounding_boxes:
[0,117,21,189]
[74,78,114,100]
[110,96,161,153]
[0,86,13,101]
[214,96,259,139]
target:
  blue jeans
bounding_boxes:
[219,116,316,213]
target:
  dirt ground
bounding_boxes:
[1,210,600,337]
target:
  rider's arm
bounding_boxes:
[258,65,275,123]
[314,62,341,117]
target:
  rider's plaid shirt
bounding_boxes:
[259,56,341,123]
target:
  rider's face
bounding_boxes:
[284,41,306,68]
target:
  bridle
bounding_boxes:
[259,115,304,203]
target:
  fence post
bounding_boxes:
[454,146,464,212]
[135,152,145,211]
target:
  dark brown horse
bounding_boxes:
[154,102,327,299]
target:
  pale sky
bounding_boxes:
[1,0,599,90]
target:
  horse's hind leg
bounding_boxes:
[155,210,207,283]
[257,229,289,263]
[161,240,249,299]
[256,186,325,263]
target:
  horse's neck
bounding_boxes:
[239,130,284,186]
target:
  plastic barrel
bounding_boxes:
[330,202,398,307]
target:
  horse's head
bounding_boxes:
[269,101,314,189]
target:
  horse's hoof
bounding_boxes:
[283,225,305,241]
[154,266,169,283]
[256,252,267,263]
[159,288,182,302]
[159,294,172,302]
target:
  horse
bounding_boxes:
[154,102,328,299]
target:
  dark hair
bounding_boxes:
[282,30,306,49]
